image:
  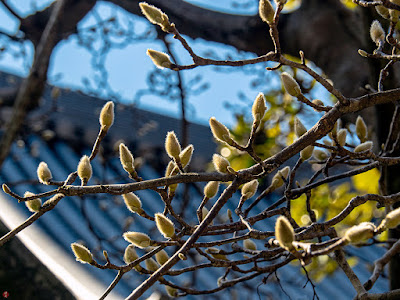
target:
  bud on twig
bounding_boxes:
[123,193,143,214]
[300,145,314,161]
[212,154,231,174]
[139,2,171,31]
[155,249,169,265]
[147,49,172,69]
[376,5,390,20]
[355,116,367,143]
[206,247,228,260]
[243,239,257,251]
[123,232,151,248]
[281,72,301,97]
[204,181,219,199]
[155,213,175,238]
[294,117,307,137]
[370,20,385,45]
[179,144,194,168]
[77,155,92,185]
[165,131,181,161]
[354,141,373,153]
[37,161,52,184]
[337,128,347,147]
[119,143,135,174]
[145,258,160,272]
[271,166,290,188]
[209,117,233,145]
[71,243,93,264]
[313,149,328,161]
[275,216,294,250]
[379,207,400,230]
[99,101,114,130]
[165,285,178,297]
[252,93,267,123]
[124,244,139,264]
[259,0,275,25]
[24,191,42,213]
[343,222,375,245]
[241,179,259,201]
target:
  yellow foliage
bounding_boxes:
[340,0,358,9]
[352,169,380,194]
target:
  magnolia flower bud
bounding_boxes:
[71,243,93,264]
[206,247,227,260]
[155,213,175,238]
[155,249,169,265]
[281,72,301,97]
[300,145,314,161]
[24,191,41,213]
[199,207,213,225]
[380,207,400,229]
[119,143,135,174]
[165,161,177,177]
[241,179,259,200]
[212,154,231,174]
[358,49,368,57]
[354,141,373,153]
[77,155,92,185]
[344,222,375,244]
[271,166,290,188]
[165,285,178,297]
[123,244,139,264]
[312,99,324,106]
[376,5,390,19]
[227,208,232,220]
[147,49,172,69]
[252,93,267,123]
[179,144,194,168]
[294,117,307,137]
[337,128,347,147]
[370,20,385,45]
[313,149,328,161]
[209,117,233,145]
[243,239,257,251]
[178,253,187,260]
[356,116,368,143]
[139,2,170,29]
[145,258,160,272]
[389,8,400,23]
[99,101,114,129]
[204,181,219,199]
[37,161,52,184]
[2,184,11,194]
[259,0,275,24]
[123,193,143,214]
[165,131,181,161]
[123,232,151,248]
[275,216,294,250]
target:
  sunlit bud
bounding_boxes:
[337,128,347,147]
[165,161,177,177]
[243,239,257,251]
[370,20,385,45]
[123,232,151,248]
[212,154,231,174]
[376,5,390,19]
[147,49,172,69]
[389,9,400,23]
[77,155,92,185]
[209,117,233,145]
[271,166,290,188]
[139,2,170,28]
[200,207,213,225]
[227,208,232,220]
[312,99,324,106]
[294,117,307,137]
[275,216,294,250]
[358,49,368,57]
[217,276,225,287]
[2,184,11,194]
[206,247,227,260]
[380,207,400,229]
[356,116,368,142]
[123,244,139,264]
[178,253,187,260]
[155,249,169,265]
[165,131,181,160]
[145,258,160,272]
[241,179,259,200]
[165,285,178,297]
[344,222,375,244]
[252,93,267,123]
[71,243,93,264]
[99,101,114,129]
[123,193,143,214]
[24,191,41,213]
[259,0,275,24]
[313,149,328,161]
[300,145,314,161]
[354,141,373,153]
[281,72,301,97]
[37,161,52,184]
[204,181,219,199]
[119,143,135,174]
[179,144,194,168]
[155,213,175,238]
